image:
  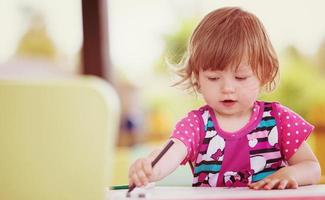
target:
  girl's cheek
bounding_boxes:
[245,80,261,91]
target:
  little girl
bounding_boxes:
[128,7,321,190]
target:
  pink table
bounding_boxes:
[108,184,325,200]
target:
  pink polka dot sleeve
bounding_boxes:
[274,103,314,160]
[170,111,201,165]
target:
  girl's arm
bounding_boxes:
[249,141,321,190]
[286,141,321,185]
[128,138,187,187]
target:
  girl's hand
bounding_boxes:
[128,157,154,187]
[127,139,188,188]
[248,167,298,190]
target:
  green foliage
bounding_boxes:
[316,38,325,75]
[154,19,197,74]
[261,45,325,118]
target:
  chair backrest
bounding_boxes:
[0,77,120,200]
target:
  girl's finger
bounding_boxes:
[131,173,142,187]
[277,179,288,190]
[135,159,145,170]
[136,170,149,186]
[128,179,133,187]
[264,179,279,190]
[252,179,268,190]
[248,182,259,188]
[287,179,298,189]
[128,167,136,185]
[142,159,153,177]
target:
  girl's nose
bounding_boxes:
[221,79,236,94]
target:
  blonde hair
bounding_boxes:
[174,7,279,92]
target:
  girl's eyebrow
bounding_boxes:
[235,69,252,74]
[204,72,221,76]
[203,69,222,73]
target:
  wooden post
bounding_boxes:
[81,0,111,81]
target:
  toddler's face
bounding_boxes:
[198,62,260,117]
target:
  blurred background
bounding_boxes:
[0,0,325,187]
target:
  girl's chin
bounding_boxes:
[214,108,238,116]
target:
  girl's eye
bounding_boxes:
[235,76,247,81]
[207,77,219,81]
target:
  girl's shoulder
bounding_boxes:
[183,105,210,118]
[258,101,301,119]
[173,105,210,131]
[174,105,207,125]
[257,100,290,114]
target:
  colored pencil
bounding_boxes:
[126,140,175,197]
[110,185,129,190]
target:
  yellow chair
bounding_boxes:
[0,77,120,200]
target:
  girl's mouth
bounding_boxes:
[221,100,237,107]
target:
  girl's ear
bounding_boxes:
[195,82,201,93]
[193,73,200,92]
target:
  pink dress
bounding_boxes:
[170,101,313,187]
